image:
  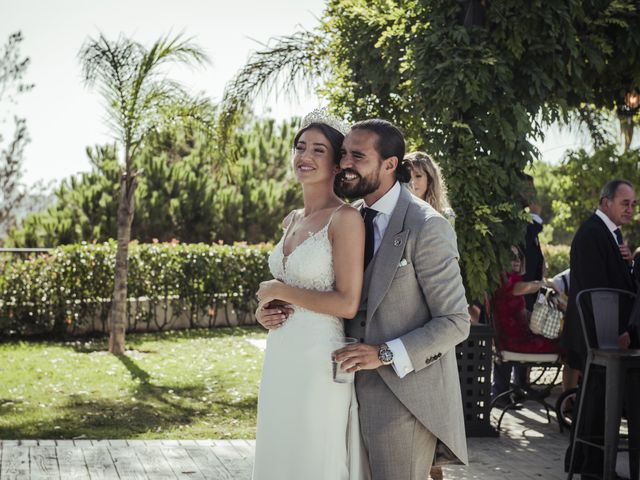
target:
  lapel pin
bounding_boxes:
[394,238,402,247]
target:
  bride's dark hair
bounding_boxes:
[293,123,345,165]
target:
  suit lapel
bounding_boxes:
[591,214,634,289]
[360,254,375,310]
[366,186,412,321]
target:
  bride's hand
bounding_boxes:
[257,279,285,304]
[255,300,293,330]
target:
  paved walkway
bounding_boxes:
[0,405,584,480]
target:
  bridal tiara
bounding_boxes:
[301,107,350,135]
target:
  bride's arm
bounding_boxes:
[257,206,365,318]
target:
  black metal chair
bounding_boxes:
[567,288,640,480]
[491,348,562,431]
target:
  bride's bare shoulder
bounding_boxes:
[329,204,363,229]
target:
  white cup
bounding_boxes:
[332,337,359,383]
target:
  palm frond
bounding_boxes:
[149,95,218,147]
[145,33,209,70]
[219,30,327,149]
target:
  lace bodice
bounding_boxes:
[268,222,335,293]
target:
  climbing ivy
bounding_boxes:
[320,0,640,300]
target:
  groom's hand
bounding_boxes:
[333,343,383,373]
[255,300,293,330]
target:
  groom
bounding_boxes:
[333,119,470,479]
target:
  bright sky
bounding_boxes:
[2,0,325,187]
[3,0,603,189]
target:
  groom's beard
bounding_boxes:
[336,167,381,199]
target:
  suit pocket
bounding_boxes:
[393,263,415,280]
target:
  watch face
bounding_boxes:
[379,349,393,364]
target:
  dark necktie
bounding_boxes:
[614,228,623,246]
[362,207,378,269]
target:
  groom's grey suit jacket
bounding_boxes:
[346,185,470,464]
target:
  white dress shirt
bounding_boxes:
[551,268,571,294]
[364,182,414,378]
[595,208,621,243]
[531,212,543,225]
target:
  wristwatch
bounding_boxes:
[378,343,394,365]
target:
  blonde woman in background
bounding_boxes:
[405,151,453,480]
[405,151,456,224]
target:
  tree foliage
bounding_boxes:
[8,145,120,246]
[8,116,301,247]
[532,144,640,248]
[320,0,640,301]
[0,32,33,237]
[213,117,301,243]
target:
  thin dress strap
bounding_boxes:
[284,209,299,228]
[327,203,348,230]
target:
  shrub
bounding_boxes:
[0,241,271,336]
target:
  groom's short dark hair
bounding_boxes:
[351,119,410,182]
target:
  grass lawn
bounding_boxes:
[0,327,266,440]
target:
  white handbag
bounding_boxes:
[530,289,563,339]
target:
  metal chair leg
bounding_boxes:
[567,361,592,480]
[603,360,624,480]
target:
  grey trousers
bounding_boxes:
[356,370,437,480]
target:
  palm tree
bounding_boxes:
[79,33,209,354]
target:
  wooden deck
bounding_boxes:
[0,407,631,479]
[0,439,254,480]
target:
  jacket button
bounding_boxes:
[360,321,365,327]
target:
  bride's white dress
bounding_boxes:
[252,218,369,480]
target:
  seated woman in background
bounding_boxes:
[491,245,561,401]
[493,245,560,354]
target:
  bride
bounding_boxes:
[252,110,369,480]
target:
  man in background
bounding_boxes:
[563,179,639,479]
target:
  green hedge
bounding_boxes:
[0,240,571,336]
[0,241,271,336]
[542,244,570,278]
